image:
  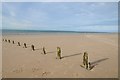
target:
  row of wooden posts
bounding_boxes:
[3,39,62,59]
[2,38,93,70]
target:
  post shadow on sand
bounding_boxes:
[46,51,56,54]
[89,58,109,70]
[22,44,42,51]
[25,44,33,48]
[26,45,31,48]
[91,58,109,65]
[62,53,82,59]
[34,48,42,50]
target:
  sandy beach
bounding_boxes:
[2,33,118,78]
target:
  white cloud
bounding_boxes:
[90,2,107,8]
[98,2,106,6]
[1,0,119,2]
[3,15,31,29]
[10,11,16,16]
[2,2,118,32]
[2,2,49,30]
[0,3,2,30]
[76,25,118,32]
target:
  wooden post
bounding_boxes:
[83,52,89,69]
[12,41,15,44]
[8,40,10,43]
[5,39,7,42]
[31,45,35,51]
[43,47,46,54]
[23,43,27,48]
[18,42,20,46]
[57,47,62,59]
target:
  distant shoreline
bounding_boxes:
[1,29,118,36]
[2,29,118,34]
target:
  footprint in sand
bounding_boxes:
[41,71,51,76]
[12,68,23,73]
[32,67,41,72]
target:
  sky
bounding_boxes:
[2,2,118,32]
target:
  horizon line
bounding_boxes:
[1,29,118,33]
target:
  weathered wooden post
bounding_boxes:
[12,40,15,44]
[23,43,27,48]
[42,47,46,54]
[31,45,35,51]
[8,40,10,43]
[5,39,7,42]
[57,47,62,59]
[18,42,21,46]
[83,52,89,69]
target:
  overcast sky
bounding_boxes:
[2,2,118,32]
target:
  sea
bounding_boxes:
[1,29,115,35]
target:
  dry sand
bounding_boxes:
[2,33,118,78]
[0,35,2,79]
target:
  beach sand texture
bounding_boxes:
[2,33,118,78]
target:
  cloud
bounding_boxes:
[2,2,118,32]
[75,25,118,32]
[2,2,50,30]
[1,0,119,2]
[9,11,16,16]
[0,3,2,30]
[90,2,106,7]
